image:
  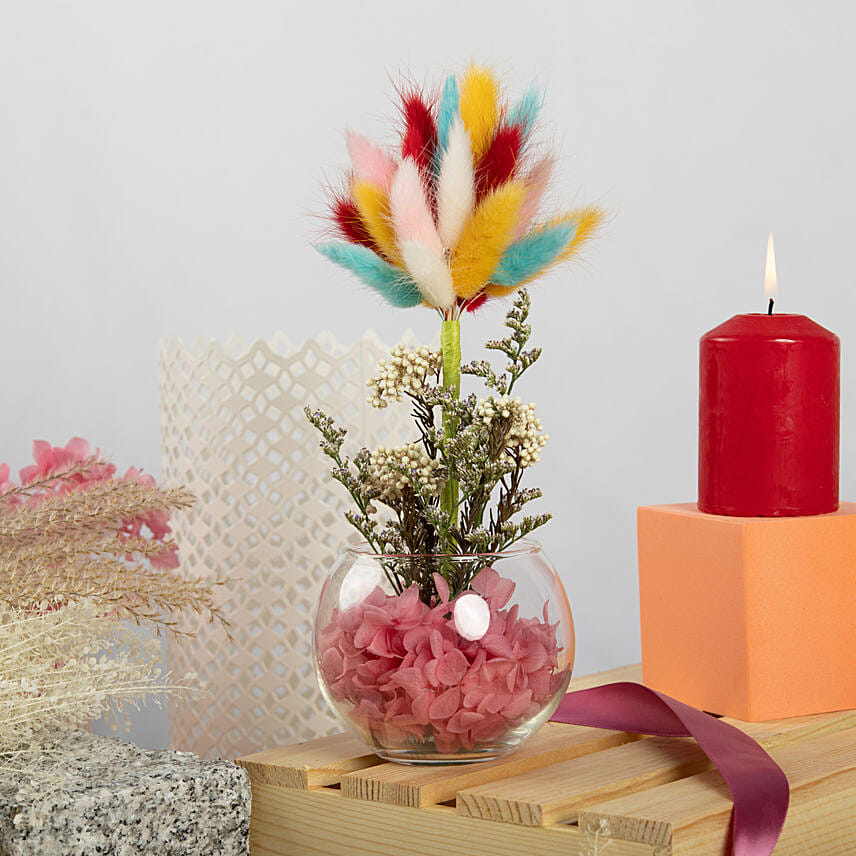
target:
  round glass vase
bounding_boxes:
[314,541,574,764]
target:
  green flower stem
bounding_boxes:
[440,319,461,535]
[441,319,461,397]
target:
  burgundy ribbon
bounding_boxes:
[551,682,789,856]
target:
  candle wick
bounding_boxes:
[767,298,774,316]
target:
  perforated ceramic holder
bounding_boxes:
[638,502,856,721]
[159,332,414,759]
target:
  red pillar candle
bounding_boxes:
[698,313,840,516]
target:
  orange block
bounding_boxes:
[637,502,856,721]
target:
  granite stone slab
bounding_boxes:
[0,730,250,856]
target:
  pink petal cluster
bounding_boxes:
[120,466,178,569]
[319,567,566,754]
[19,437,115,487]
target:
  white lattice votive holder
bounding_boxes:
[159,332,412,760]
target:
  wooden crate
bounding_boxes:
[237,665,856,855]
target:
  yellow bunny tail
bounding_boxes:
[459,64,500,163]
[484,204,606,297]
[451,181,525,299]
[555,204,606,264]
[352,181,401,266]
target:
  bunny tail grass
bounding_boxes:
[346,131,397,191]
[436,117,475,249]
[434,74,460,172]
[554,204,606,263]
[331,196,376,249]
[485,205,605,297]
[507,84,543,140]
[400,89,437,181]
[390,158,451,308]
[352,180,401,265]
[491,222,576,287]
[399,241,456,310]
[450,180,525,299]
[477,122,524,198]
[389,159,443,252]
[514,156,554,238]
[314,242,422,307]
[459,64,500,162]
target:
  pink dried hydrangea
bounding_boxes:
[318,567,565,753]
[19,437,115,486]
[120,466,178,569]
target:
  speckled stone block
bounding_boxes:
[0,730,250,856]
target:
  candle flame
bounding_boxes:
[764,233,777,298]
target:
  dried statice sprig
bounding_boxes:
[307,290,551,598]
[366,345,442,408]
[462,288,541,395]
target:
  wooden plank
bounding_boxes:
[457,737,707,825]
[577,728,856,855]
[457,705,856,826]
[248,782,655,856]
[240,664,856,853]
[341,721,639,807]
[237,732,380,789]
[729,707,856,748]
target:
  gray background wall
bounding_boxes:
[1,0,854,748]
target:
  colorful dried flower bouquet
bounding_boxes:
[307,64,602,760]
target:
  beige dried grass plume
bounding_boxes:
[0,451,230,824]
[0,459,228,637]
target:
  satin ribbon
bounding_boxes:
[551,682,789,856]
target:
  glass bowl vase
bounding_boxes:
[313,540,574,764]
